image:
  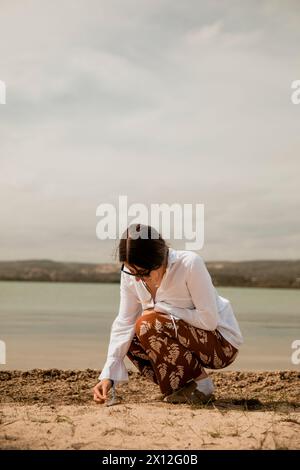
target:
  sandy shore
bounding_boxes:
[0,369,299,450]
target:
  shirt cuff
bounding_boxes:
[98,357,129,384]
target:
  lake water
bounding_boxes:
[0,282,299,371]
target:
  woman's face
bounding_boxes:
[124,262,161,283]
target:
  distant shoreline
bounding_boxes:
[0,259,299,288]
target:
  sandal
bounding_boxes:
[187,388,215,404]
[163,379,197,404]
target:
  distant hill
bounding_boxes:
[0,260,118,283]
[0,259,299,288]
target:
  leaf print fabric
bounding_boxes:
[126,312,239,396]
[213,351,224,368]
[148,335,162,353]
[183,350,193,365]
[163,343,180,366]
[154,318,163,333]
[177,333,190,348]
[197,330,208,344]
[157,363,168,381]
[139,320,152,336]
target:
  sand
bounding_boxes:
[0,369,299,450]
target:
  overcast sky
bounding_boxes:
[0,0,299,263]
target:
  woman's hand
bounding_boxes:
[93,379,112,404]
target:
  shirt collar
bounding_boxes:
[156,247,176,288]
[166,247,177,270]
[135,247,177,300]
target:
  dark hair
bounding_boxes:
[118,224,168,271]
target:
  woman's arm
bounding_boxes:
[98,272,142,384]
[154,253,219,331]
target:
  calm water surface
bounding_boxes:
[0,282,299,371]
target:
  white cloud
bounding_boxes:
[0,0,299,261]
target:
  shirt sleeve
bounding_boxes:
[154,254,219,331]
[98,272,143,384]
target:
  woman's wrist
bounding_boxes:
[100,378,114,386]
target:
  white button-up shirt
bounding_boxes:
[98,247,243,384]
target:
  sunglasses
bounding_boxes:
[120,263,152,278]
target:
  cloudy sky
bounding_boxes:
[0,0,299,263]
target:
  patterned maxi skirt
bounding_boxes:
[126,311,239,396]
